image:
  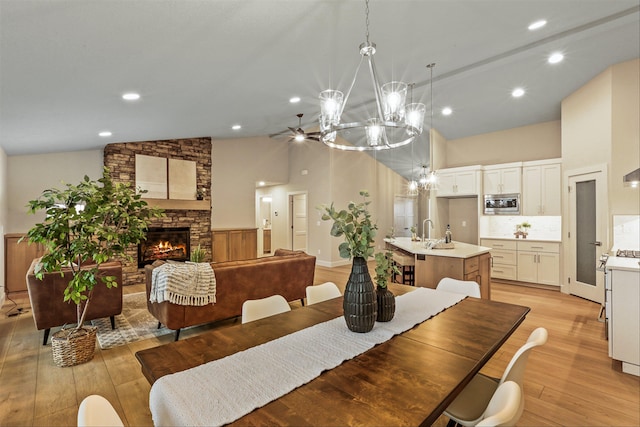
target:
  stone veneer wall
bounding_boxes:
[103,137,212,285]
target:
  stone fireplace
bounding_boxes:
[138,227,191,267]
[104,137,212,285]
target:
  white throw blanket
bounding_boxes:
[149,287,465,426]
[150,261,216,306]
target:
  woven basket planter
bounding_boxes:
[51,325,97,367]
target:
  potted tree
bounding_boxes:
[24,167,163,367]
[374,250,400,322]
[319,190,378,332]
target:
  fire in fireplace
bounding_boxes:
[138,227,191,267]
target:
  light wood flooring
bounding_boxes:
[1,264,638,426]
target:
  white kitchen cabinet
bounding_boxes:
[483,163,522,195]
[516,240,560,286]
[607,264,640,376]
[436,166,482,198]
[522,159,561,215]
[481,239,517,280]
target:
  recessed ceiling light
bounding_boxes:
[289,96,301,103]
[442,107,452,116]
[258,181,265,186]
[98,131,112,137]
[528,20,547,31]
[232,124,242,130]
[122,92,140,101]
[512,88,525,98]
[548,52,564,64]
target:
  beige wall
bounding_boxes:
[7,150,103,233]
[561,58,639,217]
[561,69,612,172]
[263,139,408,267]
[211,136,289,228]
[611,58,640,215]
[446,120,561,168]
[0,146,7,304]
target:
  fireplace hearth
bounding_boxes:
[138,227,191,267]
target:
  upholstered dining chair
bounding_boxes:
[436,277,481,298]
[444,327,548,427]
[241,294,291,324]
[475,381,522,427]
[306,282,341,305]
[77,395,124,427]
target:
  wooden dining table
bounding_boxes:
[136,283,529,426]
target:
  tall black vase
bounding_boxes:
[343,256,377,333]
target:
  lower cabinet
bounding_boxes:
[516,241,560,286]
[481,238,560,287]
[481,239,517,281]
[212,228,257,263]
[415,252,491,299]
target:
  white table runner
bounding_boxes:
[149,287,465,426]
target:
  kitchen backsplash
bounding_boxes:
[479,215,562,240]
[613,215,640,250]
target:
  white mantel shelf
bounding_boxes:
[141,198,211,211]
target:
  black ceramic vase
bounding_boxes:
[376,286,395,322]
[343,256,377,333]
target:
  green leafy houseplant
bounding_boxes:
[24,167,164,332]
[374,250,399,322]
[374,251,400,289]
[319,190,377,260]
[319,190,379,332]
[190,244,206,263]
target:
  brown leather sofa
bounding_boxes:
[145,249,316,340]
[26,258,123,345]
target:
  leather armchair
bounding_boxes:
[25,258,123,345]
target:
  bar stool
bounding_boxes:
[392,251,415,286]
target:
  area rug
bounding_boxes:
[92,292,169,350]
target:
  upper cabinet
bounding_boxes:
[482,162,522,195]
[522,159,561,215]
[436,165,482,198]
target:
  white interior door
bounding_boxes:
[290,193,308,252]
[568,169,607,303]
[393,195,417,237]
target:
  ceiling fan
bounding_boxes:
[287,113,321,142]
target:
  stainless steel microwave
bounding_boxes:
[484,194,520,215]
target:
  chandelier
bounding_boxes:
[408,63,437,194]
[318,0,425,151]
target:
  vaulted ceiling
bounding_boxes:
[1,1,638,180]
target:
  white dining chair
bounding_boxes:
[475,381,522,427]
[241,294,291,324]
[444,327,548,426]
[306,282,341,305]
[436,277,481,298]
[77,394,124,427]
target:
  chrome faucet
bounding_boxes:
[422,219,434,242]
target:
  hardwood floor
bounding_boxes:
[1,264,638,426]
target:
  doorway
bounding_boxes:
[259,195,272,256]
[289,193,308,252]
[393,195,417,238]
[567,166,608,303]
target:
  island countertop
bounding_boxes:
[384,237,491,259]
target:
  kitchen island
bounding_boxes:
[385,237,492,299]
